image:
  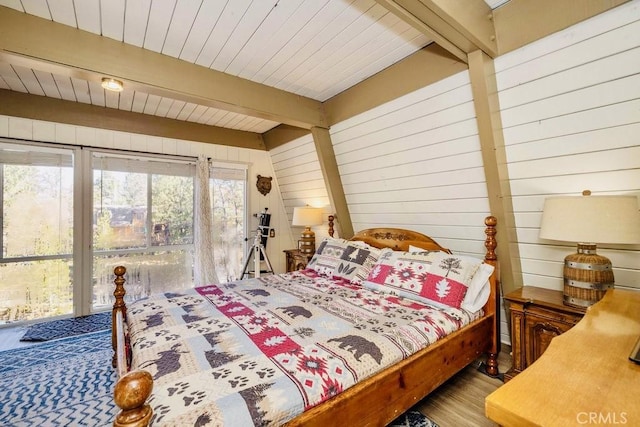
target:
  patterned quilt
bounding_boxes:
[126,269,480,426]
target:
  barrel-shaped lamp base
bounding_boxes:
[563,243,614,309]
[299,227,316,255]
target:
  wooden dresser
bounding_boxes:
[486,289,640,426]
[284,249,312,272]
[503,286,585,381]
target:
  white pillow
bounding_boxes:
[461,263,494,312]
[408,247,496,311]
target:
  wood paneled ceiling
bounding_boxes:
[0,0,506,137]
[0,0,625,146]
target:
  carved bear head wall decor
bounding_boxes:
[256,175,272,196]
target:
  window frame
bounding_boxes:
[209,161,249,282]
[0,139,249,322]
[90,150,199,311]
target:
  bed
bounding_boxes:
[111,216,500,427]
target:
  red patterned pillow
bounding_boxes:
[363,251,483,309]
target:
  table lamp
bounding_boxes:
[292,206,323,255]
[539,190,640,308]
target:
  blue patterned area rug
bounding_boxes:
[389,410,439,427]
[20,311,111,341]
[0,329,437,427]
[0,330,117,426]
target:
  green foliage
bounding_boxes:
[3,165,73,257]
[1,156,247,323]
[153,175,194,244]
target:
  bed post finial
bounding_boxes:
[328,215,335,237]
[112,266,127,368]
[484,216,497,262]
[114,370,154,427]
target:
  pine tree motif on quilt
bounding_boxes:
[363,250,483,309]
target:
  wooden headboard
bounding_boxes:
[326,216,451,253]
[350,228,452,253]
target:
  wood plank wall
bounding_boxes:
[329,70,492,257]
[269,135,332,241]
[0,115,293,274]
[1,2,637,346]
[269,1,640,345]
[495,0,640,293]
[329,69,511,344]
[270,70,511,341]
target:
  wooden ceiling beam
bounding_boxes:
[375,0,497,62]
[0,90,265,150]
[0,6,326,130]
[375,0,467,62]
[467,50,521,294]
[265,43,467,148]
[311,127,354,239]
[493,0,632,55]
[324,43,466,126]
[263,125,311,151]
[417,0,498,57]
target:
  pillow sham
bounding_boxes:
[408,244,431,253]
[460,262,494,312]
[363,250,486,309]
[306,237,349,276]
[332,242,384,285]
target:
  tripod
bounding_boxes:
[240,227,274,279]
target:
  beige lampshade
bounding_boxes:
[539,192,640,244]
[539,191,640,308]
[292,207,323,227]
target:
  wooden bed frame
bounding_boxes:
[112,216,500,426]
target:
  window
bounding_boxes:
[0,141,247,324]
[211,164,247,282]
[92,153,196,308]
[0,143,75,322]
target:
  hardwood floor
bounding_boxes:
[414,348,511,427]
[0,324,511,427]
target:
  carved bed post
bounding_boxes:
[112,265,154,427]
[114,370,154,427]
[328,215,334,237]
[483,216,500,377]
[112,266,127,368]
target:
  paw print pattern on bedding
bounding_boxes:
[229,375,250,389]
[135,336,156,349]
[150,404,171,424]
[256,367,276,379]
[211,368,232,380]
[184,390,207,406]
[167,381,189,397]
[239,360,258,371]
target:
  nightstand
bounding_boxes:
[284,249,312,272]
[486,290,640,426]
[504,286,585,382]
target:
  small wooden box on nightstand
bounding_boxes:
[284,249,313,272]
[504,286,585,382]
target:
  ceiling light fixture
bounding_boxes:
[101,77,124,92]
